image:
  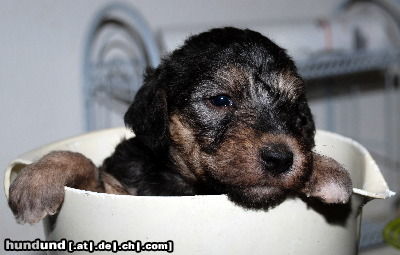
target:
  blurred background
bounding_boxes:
[1,0,399,254]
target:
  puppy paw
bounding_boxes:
[308,180,352,204]
[8,160,65,224]
[301,153,353,204]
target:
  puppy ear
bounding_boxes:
[124,71,168,152]
[301,153,353,204]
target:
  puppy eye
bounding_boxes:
[210,95,234,107]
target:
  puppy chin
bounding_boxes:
[226,185,287,210]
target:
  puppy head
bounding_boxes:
[125,27,352,209]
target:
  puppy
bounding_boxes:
[9,27,352,224]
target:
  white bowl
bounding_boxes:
[4,128,394,255]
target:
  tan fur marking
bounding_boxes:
[199,126,311,189]
[169,114,312,192]
[274,71,303,101]
[215,65,250,89]
[101,172,130,195]
[216,65,302,102]
[169,114,204,181]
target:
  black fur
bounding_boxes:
[105,27,316,207]
[101,138,196,196]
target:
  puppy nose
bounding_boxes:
[260,144,293,174]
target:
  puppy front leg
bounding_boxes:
[8,151,104,224]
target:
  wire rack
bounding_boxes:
[298,49,400,79]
